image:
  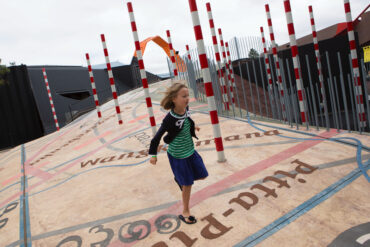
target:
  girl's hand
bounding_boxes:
[195,125,200,131]
[150,157,157,165]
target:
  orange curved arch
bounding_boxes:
[134,35,186,72]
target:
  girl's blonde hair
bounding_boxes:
[160,83,188,110]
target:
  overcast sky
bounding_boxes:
[0,0,367,74]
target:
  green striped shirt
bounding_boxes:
[167,111,194,159]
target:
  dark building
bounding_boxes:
[0,57,162,150]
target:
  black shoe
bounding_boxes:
[179,214,197,224]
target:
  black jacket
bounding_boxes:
[149,108,198,155]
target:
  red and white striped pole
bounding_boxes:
[308,5,330,128]
[343,0,366,127]
[85,53,102,119]
[265,4,286,120]
[186,45,191,60]
[260,27,275,112]
[225,42,236,106]
[127,2,157,136]
[100,34,123,125]
[283,0,307,125]
[42,68,60,131]
[218,28,234,110]
[206,2,229,111]
[188,0,225,162]
[166,30,178,81]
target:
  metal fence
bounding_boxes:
[168,36,370,133]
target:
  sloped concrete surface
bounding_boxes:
[0,79,369,247]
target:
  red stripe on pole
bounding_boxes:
[291,45,298,57]
[95,100,99,106]
[347,22,353,31]
[209,110,219,124]
[214,137,223,151]
[109,78,115,85]
[104,48,108,57]
[115,106,121,114]
[135,41,140,50]
[287,23,295,35]
[349,40,356,50]
[297,90,303,101]
[194,25,203,40]
[127,2,133,12]
[268,19,272,27]
[212,36,217,45]
[215,53,220,61]
[92,88,97,95]
[206,2,211,11]
[107,63,111,71]
[314,44,319,50]
[86,53,90,59]
[300,112,306,123]
[131,22,137,32]
[142,78,148,88]
[209,19,214,28]
[189,0,197,12]
[199,54,208,69]
[284,0,291,13]
[204,82,214,97]
[312,31,317,38]
[265,4,270,12]
[309,6,313,12]
[112,92,117,99]
[100,34,105,42]
[344,2,350,13]
[166,30,170,37]
[145,97,152,107]
[98,112,102,118]
[138,59,144,70]
[294,68,300,79]
[352,59,358,68]
[149,116,155,126]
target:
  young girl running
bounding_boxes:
[149,83,208,224]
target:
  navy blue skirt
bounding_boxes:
[167,150,208,186]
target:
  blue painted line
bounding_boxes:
[19,144,32,246]
[246,117,370,182]
[28,159,149,197]
[234,166,368,247]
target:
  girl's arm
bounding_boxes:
[148,123,167,156]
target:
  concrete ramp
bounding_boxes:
[1,79,369,247]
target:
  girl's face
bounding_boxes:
[172,87,189,110]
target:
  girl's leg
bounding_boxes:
[182,185,192,219]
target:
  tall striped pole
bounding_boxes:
[100,34,123,125]
[308,6,330,129]
[225,42,237,107]
[218,28,234,110]
[42,68,60,131]
[186,45,191,60]
[206,2,229,111]
[188,0,225,162]
[85,53,102,119]
[127,2,157,136]
[166,30,178,81]
[283,0,307,125]
[265,4,286,120]
[343,0,366,127]
[260,27,275,113]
